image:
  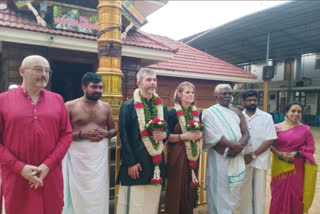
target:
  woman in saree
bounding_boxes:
[164,82,203,214]
[269,102,317,214]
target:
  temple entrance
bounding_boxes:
[50,60,94,102]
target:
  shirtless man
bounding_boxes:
[62,72,116,214]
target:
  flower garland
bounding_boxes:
[174,103,202,186]
[133,88,164,184]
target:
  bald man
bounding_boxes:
[0,55,73,214]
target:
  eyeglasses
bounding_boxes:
[24,67,53,75]
[245,98,258,103]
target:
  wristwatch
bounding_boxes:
[251,154,257,160]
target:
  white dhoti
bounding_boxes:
[203,104,246,214]
[239,166,267,214]
[116,185,161,214]
[206,149,241,214]
[62,139,109,214]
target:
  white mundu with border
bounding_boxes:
[62,139,109,214]
[203,104,246,214]
[116,185,161,214]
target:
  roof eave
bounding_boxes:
[0,27,174,62]
[150,68,258,83]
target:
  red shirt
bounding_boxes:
[0,87,72,214]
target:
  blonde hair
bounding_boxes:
[174,81,195,104]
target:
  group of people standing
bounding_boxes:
[116,68,317,214]
[0,55,317,214]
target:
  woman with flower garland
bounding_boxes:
[164,82,203,214]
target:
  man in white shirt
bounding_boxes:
[239,90,277,214]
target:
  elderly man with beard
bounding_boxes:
[202,84,249,214]
[239,90,277,214]
[0,55,73,214]
[62,72,116,214]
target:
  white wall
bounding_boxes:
[248,60,286,82]
[306,93,318,115]
[301,54,317,78]
[248,54,320,84]
[250,64,262,81]
[273,60,285,81]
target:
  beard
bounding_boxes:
[140,86,156,95]
[41,81,48,88]
[246,104,257,112]
[147,88,156,94]
[35,77,48,88]
[86,92,101,101]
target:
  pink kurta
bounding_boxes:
[0,87,73,214]
[269,125,315,214]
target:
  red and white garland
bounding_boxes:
[174,103,201,186]
[133,88,164,184]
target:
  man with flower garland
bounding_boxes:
[203,84,249,214]
[116,68,169,214]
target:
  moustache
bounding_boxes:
[86,93,101,101]
[37,78,48,81]
[147,88,156,92]
[247,104,257,110]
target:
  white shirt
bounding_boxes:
[242,108,277,170]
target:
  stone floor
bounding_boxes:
[194,127,320,214]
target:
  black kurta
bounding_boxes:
[165,108,201,214]
[117,98,169,186]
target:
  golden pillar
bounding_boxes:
[97,1,122,213]
[97,0,123,116]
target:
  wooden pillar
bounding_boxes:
[263,32,270,112]
[97,0,123,117]
[263,80,269,112]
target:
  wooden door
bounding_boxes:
[284,59,294,81]
[278,91,287,113]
